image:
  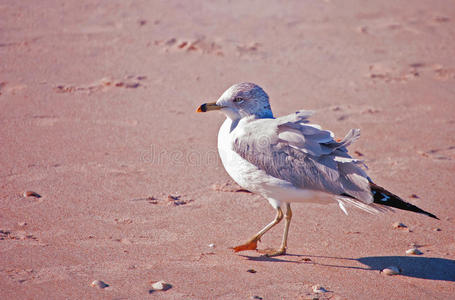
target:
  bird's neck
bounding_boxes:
[255,109,274,119]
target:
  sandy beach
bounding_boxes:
[1,0,455,298]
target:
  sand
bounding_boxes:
[1,0,454,299]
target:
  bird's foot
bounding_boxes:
[258,247,286,257]
[231,237,260,252]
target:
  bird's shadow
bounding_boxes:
[240,253,455,281]
[357,256,455,281]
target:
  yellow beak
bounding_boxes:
[196,102,222,112]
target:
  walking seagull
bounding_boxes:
[196,82,438,257]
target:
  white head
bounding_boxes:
[197,83,274,120]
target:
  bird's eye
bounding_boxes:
[233,97,244,103]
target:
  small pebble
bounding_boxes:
[151,280,171,291]
[406,248,423,255]
[381,266,401,276]
[312,284,328,293]
[18,222,27,227]
[247,269,257,273]
[208,243,215,248]
[354,150,364,156]
[433,228,441,232]
[91,280,109,288]
[392,222,408,229]
[250,296,263,300]
[23,191,41,198]
[125,82,140,88]
[301,257,312,262]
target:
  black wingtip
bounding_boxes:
[370,183,439,220]
[424,211,440,220]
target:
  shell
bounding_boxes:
[406,248,423,255]
[381,266,401,276]
[23,191,41,198]
[91,280,109,288]
[392,222,408,229]
[312,285,328,293]
[151,280,171,291]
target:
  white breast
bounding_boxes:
[217,118,336,208]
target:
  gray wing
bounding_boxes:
[233,110,373,203]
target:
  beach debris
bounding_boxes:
[167,194,192,206]
[312,284,328,293]
[392,222,408,229]
[301,257,312,262]
[150,280,172,291]
[357,26,368,34]
[124,82,140,89]
[406,248,423,255]
[91,280,109,288]
[410,194,419,198]
[247,269,257,273]
[381,266,401,276]
[147,196,158,204]
[0,230,12,240]
[212,182,251,193]
[23,191,41,198]
[167,195,180,201]
[354,150,364,157]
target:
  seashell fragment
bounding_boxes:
[392,222,407,229]
[406,248,423,255]
[23,191,41,198]
[208,243,215,248]
[381,266,401,276]
[312,284,328,293]
[151,280,172,291]
[91,280,109,288]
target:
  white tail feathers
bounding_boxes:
[336,196,392,215]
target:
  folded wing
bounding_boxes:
[233,110,373,204]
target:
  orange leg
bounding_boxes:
[259,203,292,257]
[232,206,284,253]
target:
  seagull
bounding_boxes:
[196,82,438,257]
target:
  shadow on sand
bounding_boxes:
[241,254,455,282]
[357,256,455,281]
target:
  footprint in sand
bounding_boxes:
[155,37,224,56]
[432,65,455,81]
[0,82,28,96]
[235,42,265,60]
[1,268,38,284]
[418,146,455,161]
[367,62,420,83]
[54,75,146,94]
[155,37,264,60]
[0,229,39,242]
[367,62,455,83]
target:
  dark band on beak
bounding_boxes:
[196,102,222,112]
[198,103,207,112]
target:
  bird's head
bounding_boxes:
[197,82,273,120]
